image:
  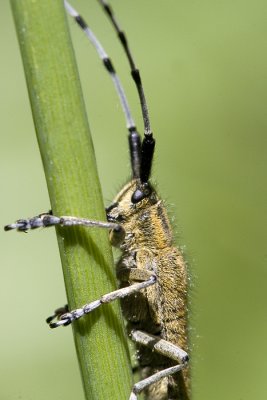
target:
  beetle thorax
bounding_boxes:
[108,180,173,252]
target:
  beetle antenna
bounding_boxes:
[64,0,141,179]
[98,0,155,184]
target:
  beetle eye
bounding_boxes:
[131,184,151,204]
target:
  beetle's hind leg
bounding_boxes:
[129,330,189,400]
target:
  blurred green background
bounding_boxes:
[1,0,267,399]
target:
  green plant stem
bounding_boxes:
[10,1,132,399]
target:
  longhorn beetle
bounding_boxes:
[5,1,190,399]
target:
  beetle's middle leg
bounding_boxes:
[47,270,156,328]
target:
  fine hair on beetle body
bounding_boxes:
[5,1,190,399]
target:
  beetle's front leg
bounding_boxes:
[4,211,55,231]
[4,210,124,238]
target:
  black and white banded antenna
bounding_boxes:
[64,0,141,180]
[98,1,152,135]
[65,1,155,200]
[98,0,155,196]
